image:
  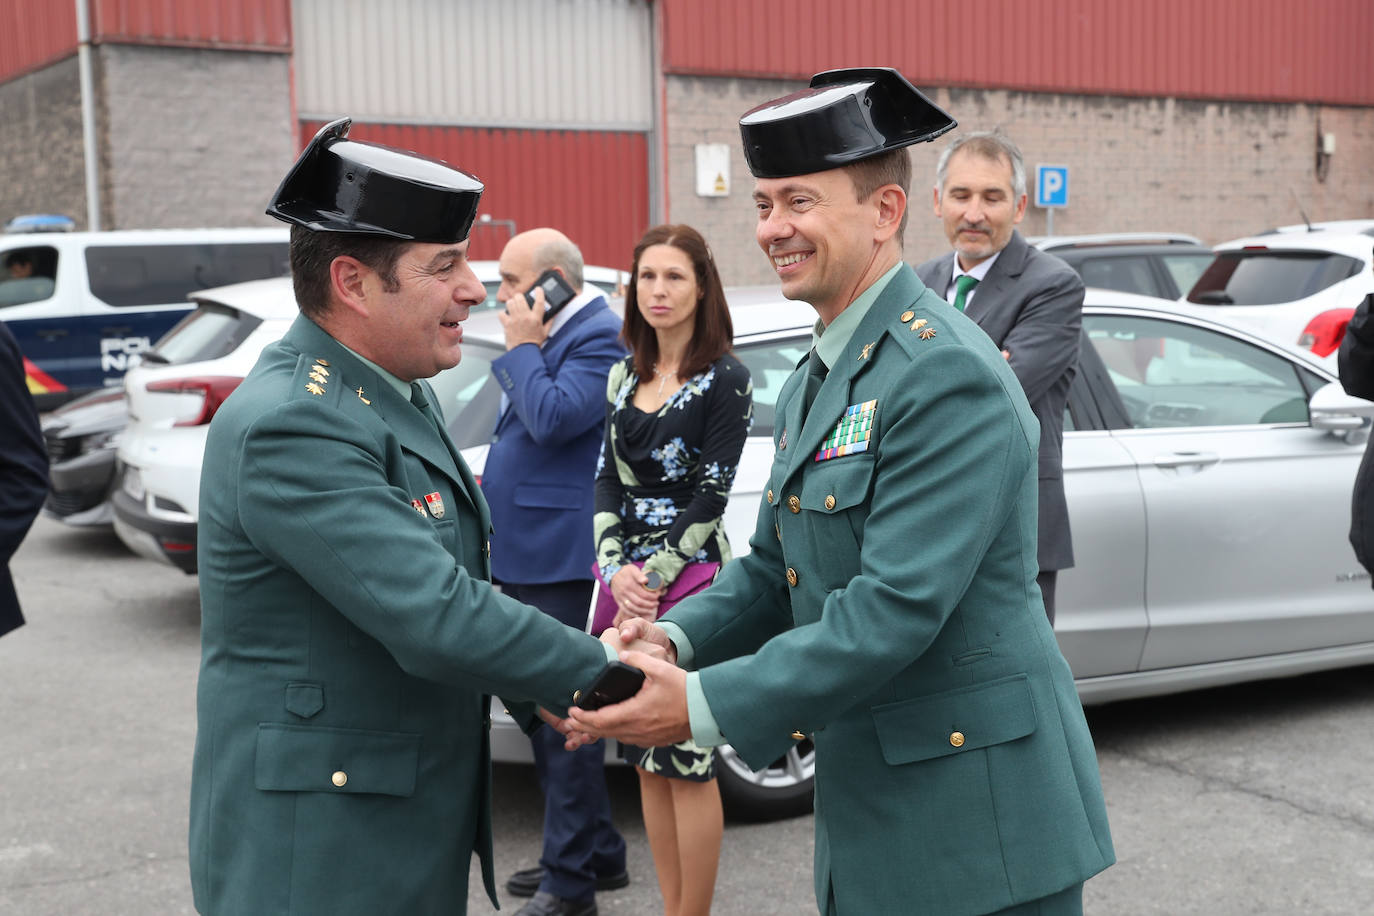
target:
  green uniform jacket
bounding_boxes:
[664,266,1114,915]
[189,315,609,915]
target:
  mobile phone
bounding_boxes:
[574,660,646,710]
[527,268,576,322]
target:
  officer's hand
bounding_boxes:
[498,289,550,351]
[567,651,692,747]
[539,706,599,751]
[617,618,677,666]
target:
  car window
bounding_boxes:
[734,337,811,438]
[1084,315,1310,427]
[148,303,264,365]
[85,243,289,308]
[0,245,58,308]
[1159,253,1212,298]
[431,341,504,448]
[1187,250,1362,305]
[1074,255,1157,296]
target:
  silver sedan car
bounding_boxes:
[437,285,1374,821]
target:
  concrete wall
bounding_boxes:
[665,75,1374,288]
[97,45,294,229]
[0,56,88,230]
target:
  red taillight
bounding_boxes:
[145,376,244,426]
[1296,308,1356,358]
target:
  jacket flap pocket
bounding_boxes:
[284,682,324,719]
[872,673,1036,765]
[513,483,585,510]
[799,455,874,512]
[255,723,420,797]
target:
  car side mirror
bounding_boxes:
[1310,381,1374,441]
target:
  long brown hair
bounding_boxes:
[622,224,733,381]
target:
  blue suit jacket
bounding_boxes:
[482,297,625,585]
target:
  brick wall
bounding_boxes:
[98,44,293,229]
[665,75,1374,288]
[0,56,87,229]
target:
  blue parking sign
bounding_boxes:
[1035,165,1069,208]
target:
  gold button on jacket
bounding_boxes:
[824,494,836,510]
[786,567,798,587]
[331,770,348,787]
[767,488,774,504]
[787,494,801,514]
[949,731,965,748]
[790,730,806,741]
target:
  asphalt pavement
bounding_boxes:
[4,515,1374,914]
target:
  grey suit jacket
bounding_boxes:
[917,230,1083,570]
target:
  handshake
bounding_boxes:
[540,618,695,751]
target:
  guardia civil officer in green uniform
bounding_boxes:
[570,70,1115,915]
[189,120,619,916]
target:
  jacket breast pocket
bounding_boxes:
[871,673,1037,766]
[797,456,874,586]
[255,723,420,797]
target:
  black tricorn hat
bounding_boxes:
[266,118,484,243]
[740,68,956,179]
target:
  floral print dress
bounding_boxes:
[593,353,752,778]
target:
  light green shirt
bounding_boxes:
[667,261,904,748]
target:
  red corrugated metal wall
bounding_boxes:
[662,0,1374,106]
[300,121,650,269]
[0,0,77,82]
[92,0,291,51]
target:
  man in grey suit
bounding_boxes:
[916,130,1083,622]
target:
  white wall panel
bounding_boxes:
[294,0,653,130]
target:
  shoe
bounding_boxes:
[513,890,597,916]
[506,866,630,898]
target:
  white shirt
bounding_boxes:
[945,250,1002,310]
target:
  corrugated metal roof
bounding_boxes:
[91,0,291,51]
[0,0,77,82]
[660,0,1374,106]
[300,120,649,269]
[294,0,653,130]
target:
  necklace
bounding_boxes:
[652,363,677,397]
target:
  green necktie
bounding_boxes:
[801,349,827,419]
[411,382,446,436]
[952,274,979,312]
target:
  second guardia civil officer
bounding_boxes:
[189,120,629,916]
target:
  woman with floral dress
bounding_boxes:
[593,224,751,916]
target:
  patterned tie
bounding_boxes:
[952,274,980,312]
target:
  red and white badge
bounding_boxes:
[411,498,427,516]
[423,491,445,519]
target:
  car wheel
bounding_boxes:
[715,738,814,822]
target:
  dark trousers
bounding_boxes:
[501,580,626,901]
[1037,569,1058,626]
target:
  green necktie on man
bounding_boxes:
[952,274,979,311]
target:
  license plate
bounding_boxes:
[121,466,144,501]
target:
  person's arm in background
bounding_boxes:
[1339,293,1374,401]
[0,325,48,567]
[594,361,658,618]
[999,264,1083,403]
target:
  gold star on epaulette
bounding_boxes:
[305,382,325,396]
[309,368,328,383]
[356,387,371,405]
[919,327,937,340]
[858,341,875,360]
[910,318,928,331]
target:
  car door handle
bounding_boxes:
[1153,451,1220,469]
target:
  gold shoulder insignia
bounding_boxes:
[309,368,328,383]
[900,310,915,323]
[314,359,330,370]
[305,382,325,395]
[910,318,928,331]
[356,387,371,405]
[919,327,937,340]
[858,341,876,360]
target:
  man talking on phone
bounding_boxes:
[486,228,629,916]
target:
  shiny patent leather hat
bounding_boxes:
[267,118,484,243]
[740,68,957,179]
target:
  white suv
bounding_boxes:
[1185,228,1374,357]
